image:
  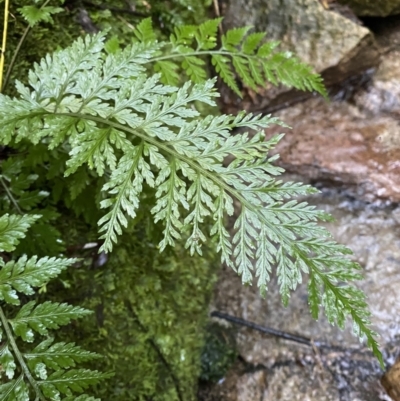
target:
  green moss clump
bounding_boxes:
[200,323,237,383]
[53,227,219,401]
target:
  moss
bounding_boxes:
[200,323,237,383]
[49,223,219,400]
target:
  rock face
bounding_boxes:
[220,0,379,113]
[355,50,400,116]
[264,97,400,202]
[206,195,400,401]
[206,6,400,401]
[222,0,378,81]
[337,0,400,17]
[262,35,400,203]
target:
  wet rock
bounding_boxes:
[262,96,400,202]
[355,50,400,116]
[337,0,400,17]
[210,193,400,400]
[236,370,267,400]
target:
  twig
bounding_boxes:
[212,0,224,35]
[210,310,359,354]
[0,176,22,214]
[77,8,100,34]
[211,310,316,347]
[117,15,135,31]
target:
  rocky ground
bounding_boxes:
[199,1,400,400]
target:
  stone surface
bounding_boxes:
[207,194,400,400]
[337,0,400,17]
[263,96,400,202]
[355,50,400,116]
[222,0,371,73]
[381,357,400,401]
[209,4,400,401]
[220,0,379,112]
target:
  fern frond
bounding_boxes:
[131,18,327,97]
[25,338,101,372]
[39,369,112,399]
[0,344,16,379]
[10,301,91,342]
[0,31,381,365]
[0,375,29,401]
[0,256,76,305]
[0,214,40,252]
[18,5,63,27]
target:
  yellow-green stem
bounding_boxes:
[0,0,10,92]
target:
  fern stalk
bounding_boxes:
[0,177,23,214]
[0,306,46,400]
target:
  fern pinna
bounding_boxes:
[0,17,381,398]
[0,214,110,400]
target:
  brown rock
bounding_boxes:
[381,358,400,401]
[263,97,400,202]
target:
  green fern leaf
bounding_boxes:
[25,337,101,372]
[222,26,252,50]
[0,344,17,379]
[211,54,240,95]
[39,369,112,399]
[0,375,29,401]
[154,61,180,85]
[62,395,101,401]
[18,5,63,27]
[0,256,76,306]
[10,301,91,342]
[181,56,207,83]
[134,18,157,43]
[195,18,221,50]
[243,32,266,54]
[0,214,40,253]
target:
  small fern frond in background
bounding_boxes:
[0,214,40,252]
[130,18,327,97]
[18,2,64,28]
[0,32,381,365]
[0,215,110,400]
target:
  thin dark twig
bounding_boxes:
[211,310,315,346]
[211,310,352,353]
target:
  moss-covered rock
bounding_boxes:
[337,0,400,17]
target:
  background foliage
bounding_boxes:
[0,1,220,400]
